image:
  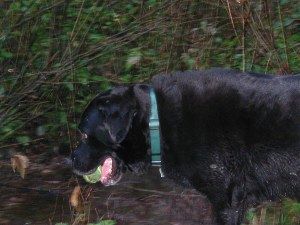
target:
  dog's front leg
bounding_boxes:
[217,206,247,225]
[214,186,249,225]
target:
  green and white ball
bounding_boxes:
[83,166,102,183]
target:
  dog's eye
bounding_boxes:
[105,100,110,104]
[111,111,119,118]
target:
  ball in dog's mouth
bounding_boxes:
[83,166,102,183]
[83,156,121,186]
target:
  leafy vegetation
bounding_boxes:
[1,0,299,149]
[245,200,300,225]
[55,220,116,225]
[0,0,299,224]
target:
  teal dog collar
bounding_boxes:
[149,88,161,166]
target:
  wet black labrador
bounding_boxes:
[71,68,300,225]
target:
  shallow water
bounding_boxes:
[0,156,214,225]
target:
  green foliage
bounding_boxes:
[0,0,299,154]
[245,208,256,222]
[0,49,13,62]
[54,220,116,225]
[0,0,299,156]
[88,220,117,225]
[245,200,300,225]
[16,136,31,146]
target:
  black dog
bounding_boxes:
[72,68,300,225]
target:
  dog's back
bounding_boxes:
[152,68,300,147]
[152,69,299,224]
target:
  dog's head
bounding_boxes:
[71,85,150,186]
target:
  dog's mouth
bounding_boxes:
[99,156,122,186]
[73,156,122,186]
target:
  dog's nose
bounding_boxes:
[71,150,86,170]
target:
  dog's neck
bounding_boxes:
[122,84,162,167]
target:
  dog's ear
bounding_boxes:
[133,85,149,109]
[96,86,137,145]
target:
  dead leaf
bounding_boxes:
[70,185,83,212]
[11,154,29,179]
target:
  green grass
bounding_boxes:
[245,200,300,225]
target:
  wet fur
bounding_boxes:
[72,68,300,225]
